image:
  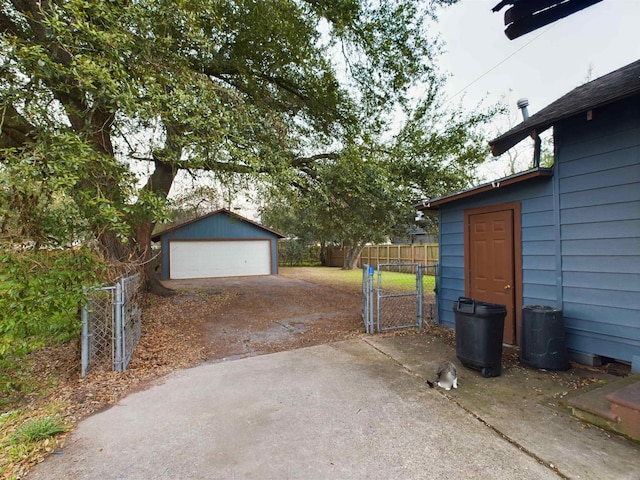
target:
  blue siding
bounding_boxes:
[522,255,556,271]
[561,183,639,208]
[554,96,640,363]
[434,95,640,364]
[157,211,281,279]
[563,255,640,274]
[563,271,640,291]
[162,213,270,240]
[437,207,465,328]
[523,269,556,285]
[521,225,555,241]
[522,240,555,255]
[436,178,556,328]
[562,219,640,239]
[566,330,640,363]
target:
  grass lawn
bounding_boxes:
[279,266,436,293]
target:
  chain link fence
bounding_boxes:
[363,263,438,333]
[81,273,143,376]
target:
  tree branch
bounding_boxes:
[255,73,310,101]
[0,104,38,149]
[202,63,310,108]
[0,11,25,38]
[291,152,339,167]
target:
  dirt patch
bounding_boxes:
[160,272,363,360]
[15,270,365,416]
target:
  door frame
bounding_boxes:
[463,201,523,345]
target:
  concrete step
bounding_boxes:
[568,375,640,441]
[606,381,640,441]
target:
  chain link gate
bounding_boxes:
[81,273,143,376]
[362,263,424,333]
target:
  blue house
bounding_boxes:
[417,59,640,370]
[152,208,285,280]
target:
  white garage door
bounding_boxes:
[169,240,271,279]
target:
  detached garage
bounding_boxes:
[152,208,285,280]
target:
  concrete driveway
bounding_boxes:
[28,334,640,480]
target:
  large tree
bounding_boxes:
[1,0,458,290]
[261,95,495,268]
[262,144,410,268]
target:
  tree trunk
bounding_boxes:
[97,157,177,296]
[135,219,176,297]
[343,242,365,270]
[319,240,327,266]
[97,230,134,264]
[134,158,178,296]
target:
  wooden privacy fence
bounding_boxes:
[325,244,438,268]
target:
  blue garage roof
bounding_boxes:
[151,208,286,242]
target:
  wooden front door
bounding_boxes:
[465,203,522,345]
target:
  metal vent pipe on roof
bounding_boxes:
[517,98,530,120]
[516,98,541,168]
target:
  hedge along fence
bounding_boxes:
[325,244,439,268]
[0,248,108,398]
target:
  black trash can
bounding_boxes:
[520,305,570,370]
[454,297,506,378]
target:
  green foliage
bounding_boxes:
[0,248,106,395]
[539,135,555,168]
[263,144,415,253]
[281,265,435,291]
[373,270,436,293]
[391,99,498,199]
[278,239,321,266]
[1,0,465,265]
[0,131,148,247]
[262,95,496,267]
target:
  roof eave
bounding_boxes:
[490,59,640,156]
[415,168,554,211]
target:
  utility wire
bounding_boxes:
[444,22,556,105]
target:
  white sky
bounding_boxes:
[433,0,640,178]
[437,0,640,115]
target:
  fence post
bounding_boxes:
[370,265,374,333]
[416,264,424,329]
[114,280,124,372]
[81,287,89,377]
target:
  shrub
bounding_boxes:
[0,248,106,397]
[277,239,321,266]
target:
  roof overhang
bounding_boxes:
[492,0,603,40]
[490,59,640,157]
[415,168,553,211]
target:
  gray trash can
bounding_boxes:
[520,305,570,370]
[454,297,506,378]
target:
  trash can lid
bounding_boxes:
[523,305,562,313]
[454,297,506,315]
